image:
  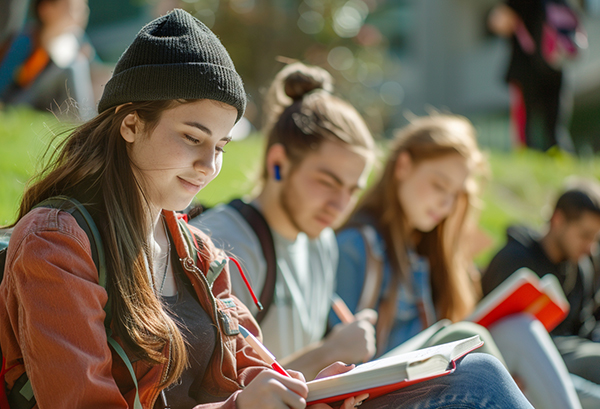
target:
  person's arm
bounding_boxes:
[278,308,376,380]
[0,0,29,45]
[5,210,127,407]
[482,244,526,296]
[278,228,377,379]
[488,3,520,37]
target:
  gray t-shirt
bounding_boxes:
[191,202,338,359]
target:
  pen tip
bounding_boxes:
[238,324,250,337]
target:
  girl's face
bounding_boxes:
[395,152,470,233]
[121,99,237,216]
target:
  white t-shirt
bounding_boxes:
[191,202,338,359]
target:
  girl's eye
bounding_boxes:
[185,134,200,144]
[433,181,447,192]
[216,146,227,154]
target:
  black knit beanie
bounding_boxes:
[98,9,246,122]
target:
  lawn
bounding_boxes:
[2,106,599,267]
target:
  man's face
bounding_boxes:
[279,140,371,239]
[555,211,600,263]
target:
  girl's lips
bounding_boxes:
[315,215,334,227]
[428,211,442,224]
[178,176,202,194]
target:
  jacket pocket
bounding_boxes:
[216,297,240,336]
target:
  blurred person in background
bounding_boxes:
[0,0,30,49]
[488,0,586,153]
[483,178,600,408]
[0,0,102,119]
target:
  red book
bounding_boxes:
[306,336,483,406]
[469,268,570,332]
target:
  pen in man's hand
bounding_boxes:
[331,293,355,324]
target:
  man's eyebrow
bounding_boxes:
[184,121,212,136]
[317,168,364,190]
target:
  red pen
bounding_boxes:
[238,325,290,377]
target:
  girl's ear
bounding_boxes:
[394,151,413,181]
[120,111,141,143]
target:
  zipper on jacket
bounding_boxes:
[182,256,241,389]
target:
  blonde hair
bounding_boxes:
[351,114,487,322]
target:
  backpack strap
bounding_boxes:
[353,224,398,355]
[228,199,277,324]
[355,224,384,312]
[3,196,141,409]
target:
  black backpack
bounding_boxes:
[0,196,125,409]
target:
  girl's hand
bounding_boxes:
[310,362,369,408]
[308,393,370,409]
[237,370,308,409]
[315,361,355,380]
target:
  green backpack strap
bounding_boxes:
[177,218,198,265]
[5,196,141,409]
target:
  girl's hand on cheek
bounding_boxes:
[237,370,308,409]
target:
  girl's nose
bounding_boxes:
[194,150,217,176]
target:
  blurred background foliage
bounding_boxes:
[173,0,403,136]
[4,0,600,267]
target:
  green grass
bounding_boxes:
[0,107,58,225]
[2,106,600,267]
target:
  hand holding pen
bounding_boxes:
[238,325,290,377]
[238,324,369,409]
[238,324,307,408]
[328,294,378,364]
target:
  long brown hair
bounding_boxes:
[259,62,375,183]
[352,114,486,322]
[13,101,189,386]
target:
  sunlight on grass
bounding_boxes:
[2,106,600,268]
[0,107,66,224]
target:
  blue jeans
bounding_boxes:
[359,354,533,409]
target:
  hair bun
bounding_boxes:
[262,62,334,132]
[283,69,330,100]
[280,63,333,101]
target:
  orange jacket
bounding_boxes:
[0,207,270,408]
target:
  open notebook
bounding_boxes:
[306,335,483,405]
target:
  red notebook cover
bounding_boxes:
[306,339,483,406]
[470,268,569,332]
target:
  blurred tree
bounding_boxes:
[167,0,403,136]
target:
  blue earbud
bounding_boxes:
[274,165,281,181]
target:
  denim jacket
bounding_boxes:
[332,224,436,355]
